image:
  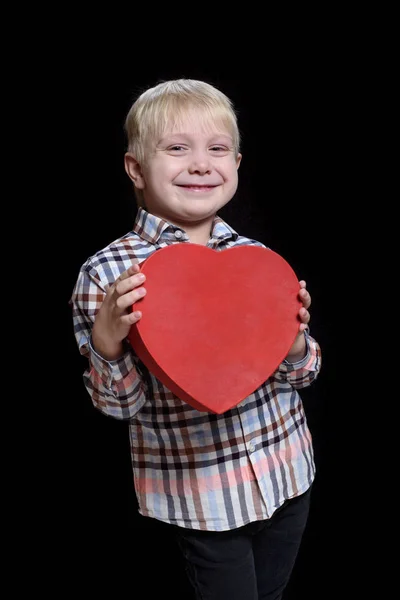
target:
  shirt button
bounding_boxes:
[248,442,256,453]
[174,230,183,239]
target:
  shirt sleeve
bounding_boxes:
[274,330,322,389]
[70,262,147,419]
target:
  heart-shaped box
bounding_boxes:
[128,243,301,414]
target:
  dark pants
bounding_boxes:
[174,487,311,600]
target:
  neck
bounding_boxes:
[172,214,215,246]
[185,222,213,245]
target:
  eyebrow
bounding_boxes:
[159,133,234,144]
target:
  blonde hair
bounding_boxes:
[124,79,240,165]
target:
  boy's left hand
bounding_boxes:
[286,280,311,362]
[298,280,311,333]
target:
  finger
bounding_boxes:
[120,262,140,280]
[299,307,310,324]
[114,263,141,288]
[299,280,306,289]
[116,285,147,310]
[299,288,311,309]
[120,309,143,326]
[115,271,146,296]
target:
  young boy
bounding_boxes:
[70,79,321,599]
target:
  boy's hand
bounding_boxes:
[286,280,311,362]
[298,280,311,333]
[92,263,146,360]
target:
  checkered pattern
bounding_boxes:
[70,208,322,531]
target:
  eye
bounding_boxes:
[210,145,230,155]
[168,145,186,152]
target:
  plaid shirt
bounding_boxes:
[70,208,322,531]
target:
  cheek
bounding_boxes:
[149,162,179,183]
[220,160,239,178]
[226,167,239,185]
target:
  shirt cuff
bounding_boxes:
[89,336,136,389]
[282,330,311,371]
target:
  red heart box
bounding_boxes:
[128,244,301,414]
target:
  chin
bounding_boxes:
[182,206,218,220]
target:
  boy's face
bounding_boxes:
[125,113,241,227]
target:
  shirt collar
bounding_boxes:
[132,207,239,244]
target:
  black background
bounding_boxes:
[34,28,364,598]
[62,72,343,599]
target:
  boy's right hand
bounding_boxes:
[92,263,146,361]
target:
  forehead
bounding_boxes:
[161,107,234,139]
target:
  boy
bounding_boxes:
[70,79,321,599]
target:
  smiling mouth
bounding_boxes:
[177,185,217,191]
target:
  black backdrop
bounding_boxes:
[57,58,352,599]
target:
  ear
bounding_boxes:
[124,153,145,189]
[236,153,242,169]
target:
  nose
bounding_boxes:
[188,150,212,175]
